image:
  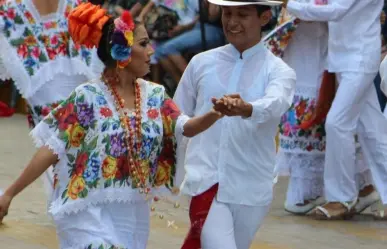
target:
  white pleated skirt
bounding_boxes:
[53,200,150,249]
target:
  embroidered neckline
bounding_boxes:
[24,0,66,23]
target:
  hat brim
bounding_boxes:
[207,0,283,6]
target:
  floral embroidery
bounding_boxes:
[263,9,300,57]
[34,80,179,208]
[27,101,63,128]
[155,96,180,189]
[84,243,126,249]
[278,95,325,152]
[0,0,91,76]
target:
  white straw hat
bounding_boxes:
[207,0,283,6]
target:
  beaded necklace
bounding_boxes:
[103,76,151,195]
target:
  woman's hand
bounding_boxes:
[212,94,253,118]
[0,194,12,224]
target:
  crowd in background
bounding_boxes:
[0,0,281,117]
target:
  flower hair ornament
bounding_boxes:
[68,2,135,68]
[111,11,135,68]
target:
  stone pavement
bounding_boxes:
[0,115,387,249]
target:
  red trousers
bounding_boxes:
[181,184,219,249]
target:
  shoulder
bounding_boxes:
[72,80,105,101]
[139,78,168,100]
[190,45,224,65]
[186,45,226,75]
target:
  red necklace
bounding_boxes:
[104,77,150,194]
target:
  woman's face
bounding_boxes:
[126,25,154,78]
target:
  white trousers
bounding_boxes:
[201,199,270,249]
[325,72,387,204]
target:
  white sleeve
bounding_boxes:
[245,61,296,124]
[173,57,198,117]
[287,0,357,22]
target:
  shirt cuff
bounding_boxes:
[242,102,264,122]
[175,114,190,140]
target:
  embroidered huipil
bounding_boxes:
[30,79,186,217]
[0,0,95,127]
[173,43,296,206]
[287,0,383,73]
[278,21,328,154]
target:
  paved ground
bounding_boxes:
[1,115,387,249]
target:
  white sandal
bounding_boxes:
[310,200,358,220]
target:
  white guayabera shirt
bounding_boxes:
[287,0,383,73]
[173,42,296,206]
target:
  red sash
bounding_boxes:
[181,184,219,249]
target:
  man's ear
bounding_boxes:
[260,10,272,27]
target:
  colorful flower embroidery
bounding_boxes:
[0,0,91,76]
[35,81,179,206]
[279,95,326,152]
[263,10,300,58]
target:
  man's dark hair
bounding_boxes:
[256,5,271,16]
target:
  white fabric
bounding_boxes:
[380,55,387,97]
[275,21,327,204]
[54,200,150,249]
[324,72,387,204]
[287,0,383,73]
[174,42,296,206]
[207,0,282,6]
[201,199,270,249]
[0,31,95,100]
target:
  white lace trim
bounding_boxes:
[29,120,66,161]
[0,33,95,99]
[49,188,150,218]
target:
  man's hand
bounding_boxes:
[212,94,253,118]
[168,25,185,37]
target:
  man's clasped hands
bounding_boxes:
[211,94,253,118]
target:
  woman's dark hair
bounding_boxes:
[97,18,142,68]
[256,5,271,16]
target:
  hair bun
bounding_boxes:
[68,2,110,48]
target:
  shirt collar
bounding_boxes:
[230,41,265,60]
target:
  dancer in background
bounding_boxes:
[287,0,387,220]
[0,0,96,200]
[276,1,328,214]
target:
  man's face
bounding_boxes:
[222,6,271,52]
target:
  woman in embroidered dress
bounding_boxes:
[274,2,328,215]
[0,0,96,200]
[0,3,223,249]
[275,1,378,216]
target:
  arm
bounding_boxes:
[130,3,144,17]
[2,146,57,200]
[182,110,222,137]
[214,62,296,123]
[287,0,356,22]
[173,56,222,137]
[137,1,155,21]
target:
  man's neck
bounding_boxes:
[234,38,262,59]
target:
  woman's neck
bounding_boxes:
[116,69,136,95]
[32,0,60,16]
